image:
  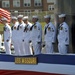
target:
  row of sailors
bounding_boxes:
[1,14,69,55]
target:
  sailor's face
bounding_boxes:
[59,17,64,23]
[32,18,36,23]
[44,18,50,24]
[23,19,27,23]
[11,19,16,24]
[18,18,22,23]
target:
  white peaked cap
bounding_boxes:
[44,15,51,18]
[11,16,17,20]
[58,14,66,18]
[1,17,8,21]
[17,15,23,18]
[22,16,28,20]
[32,15,38,19]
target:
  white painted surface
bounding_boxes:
[0,62,75,75]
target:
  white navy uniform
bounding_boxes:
[57,22,69,54]
[30,21,42,55]
[4,23,12,54]
[23,22,32,55]
[11,21,19,55]
[44,22,56,53]
[17,22,25,55]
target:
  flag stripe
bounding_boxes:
[0,8,10,15]
[0,8,11,23]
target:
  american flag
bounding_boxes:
[0,8,11,23]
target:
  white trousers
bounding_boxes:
[18,39,25,56]
[32,42,41,55]
[24,41,32,55]
[4,40,11,54]
[45,42,54,53]
[58,43,68,54]
[12,39,20,55]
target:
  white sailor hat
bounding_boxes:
[22,16,28,20]
[32,15,38,19]
[58,14,66,18]
[11,16,17,20]
[44,15,51,18]
[1,17,8,21]
[17,15,23,18]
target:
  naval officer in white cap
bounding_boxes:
[2,17,12,54]
[17,15,25,55]
[30,15,42,55]
[44,15,56,54]
[11,16,19,55]
[23,16,33,55]
[57,14,69,54]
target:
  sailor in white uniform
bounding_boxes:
[30,16,42,55]
[17,15,25,55]
[57,14,69,54]
[11,16,19,55]
[44,15,56,54]
[2,17,12,54]
[23,16,33,55]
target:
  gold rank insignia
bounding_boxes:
[60,27,63,30]
[48,27,51,31]
[14,26,16,29]
[34,25,37,29]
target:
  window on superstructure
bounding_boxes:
[23,0,31,7]
[13,0,20,7]
[2,0,10,8]
[48,5,54,11]
[34,0,42,6]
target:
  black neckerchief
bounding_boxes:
[58,23,63,30]
[24,24,29,32]
[30,23,36,31]
[3,26,7,31]
[11,25,14,30]
[58,23,63,34]
[17,24,21,30]
[44,24,49,35]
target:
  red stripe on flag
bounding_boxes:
[0,8,10,15]
[0,8,11,23]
